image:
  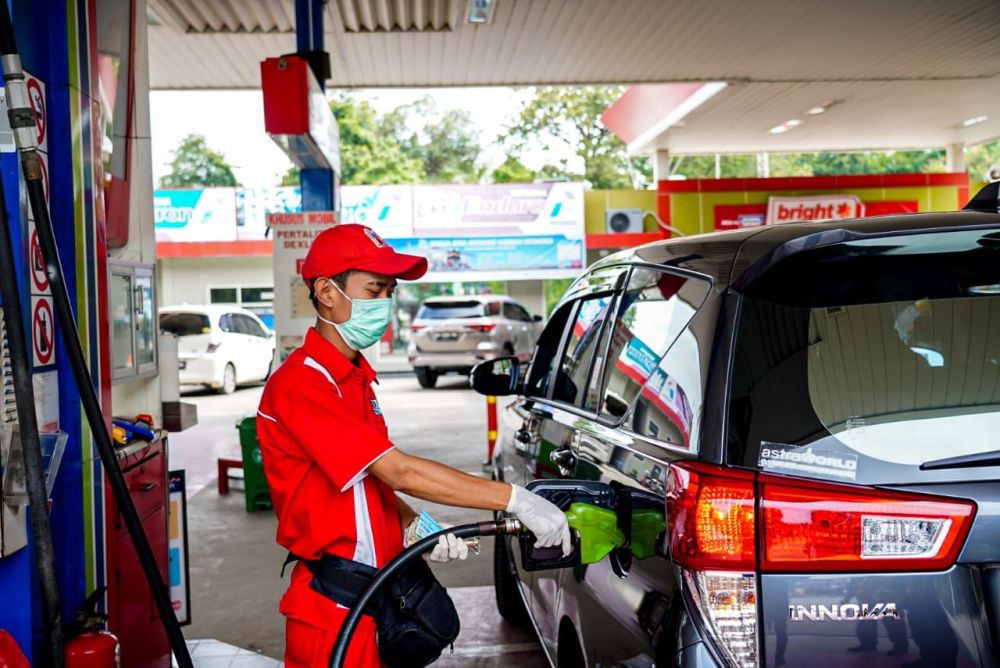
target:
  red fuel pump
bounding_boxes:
[64,631,121,668]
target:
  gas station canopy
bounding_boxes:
[147,0,1000,153]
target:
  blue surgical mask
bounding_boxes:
[317,282,393,350]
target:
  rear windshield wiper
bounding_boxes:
[920,449,1000,471]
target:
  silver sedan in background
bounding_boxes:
[407,295,543,388]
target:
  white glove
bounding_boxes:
[427,533,469,563]
[506,484,572,556]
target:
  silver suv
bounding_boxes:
[407,295,542,388]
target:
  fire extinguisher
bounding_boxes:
[64,588,120,667]
[64,632,120,668]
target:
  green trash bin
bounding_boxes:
[237,416,272,512]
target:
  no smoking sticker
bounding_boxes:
[26,74,46,148]
[31,296,55,367]
[29,230,49,293]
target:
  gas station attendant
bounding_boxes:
[255,224,571,668]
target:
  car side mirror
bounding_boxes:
[470,356,521,396]
[533,315,543,322]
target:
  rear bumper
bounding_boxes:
[408,350,494,370]
[178,355,225,387]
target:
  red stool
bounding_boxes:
[217,457,243,495]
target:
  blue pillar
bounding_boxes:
[295,0,335,212]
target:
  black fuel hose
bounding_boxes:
[0,5,193,667]
[329,518,522,668]
[0,116,63,668]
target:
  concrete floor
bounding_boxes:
[169,372,546,666]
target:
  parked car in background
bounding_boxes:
[159,305,275,394]
[407,295,543,388]
[473,183,1000,668]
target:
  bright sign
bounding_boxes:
[766,194,865,225]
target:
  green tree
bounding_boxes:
[492,155,535,183]
[501,86,650,189]
[330,96,424,185]
[159,133,239,188]
[382,97,484,183]
[279,166,299,186]
[770,150,946,176]
[965,140,1000,182]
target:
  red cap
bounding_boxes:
[300,224,428,284]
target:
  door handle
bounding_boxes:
[549,447,577,476]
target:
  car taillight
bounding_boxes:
[467,324,495,332]
[410,325,425,332]
[760,476,976,572]
[666,461,977,668]
[667,462,755,570]
[206,342,221,353]
[667,462,758,668]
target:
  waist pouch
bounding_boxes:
[290,552,460,667]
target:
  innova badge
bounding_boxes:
[789,602,899,622]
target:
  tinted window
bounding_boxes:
[525,301,574,399]
[236,314,267,337]
[552,296,614,405]
[159,312,210,336]
[599,268,710,422]
[485,301,501,317]
[219,313,237,333]
[504,302,531,322]
[417,301,485,319]
[729,229,1000,484]
[210,287,238,303]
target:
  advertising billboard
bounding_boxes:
[157,183,586,281]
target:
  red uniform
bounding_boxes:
[257,328,403,667]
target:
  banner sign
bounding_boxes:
[268,211,338,361]
[158,183,586,280]
[339,185,413,238]
[154,188,237,242]
[766,194,864,225]
[236,187,301,239]
[402,182,586,281]
[714,204,766,231]
[168,470,191,625]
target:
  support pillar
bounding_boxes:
[946,143,966,173]
[653,149,671,183]
[295,0,335,211]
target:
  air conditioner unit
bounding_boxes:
[605,209,644,234]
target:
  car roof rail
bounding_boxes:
[963,181,1000,213]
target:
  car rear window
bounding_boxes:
[159,312,211,336]
[417,301,485,319]
[728,228,1000,484]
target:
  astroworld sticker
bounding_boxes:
[758,441,858,482]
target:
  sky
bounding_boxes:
[149,87,557,189]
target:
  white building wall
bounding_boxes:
[506,280,546,320]
[158,256,274,307]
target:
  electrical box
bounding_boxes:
[605,209,644,234]
[0,310,28,556]
[261,55,341,174]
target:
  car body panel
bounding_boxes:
[492,211,1000,667]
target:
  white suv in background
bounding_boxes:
[407,295,543,388]
[159,305,275,394]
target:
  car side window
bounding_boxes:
[525,301,574,399]
[219,313,236,333]
[485,301,501,317]
[551,295,615,406]
[237,314,266,337]
[513,303,532,321]
[598,267,710,435]
[503,302,529,321]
